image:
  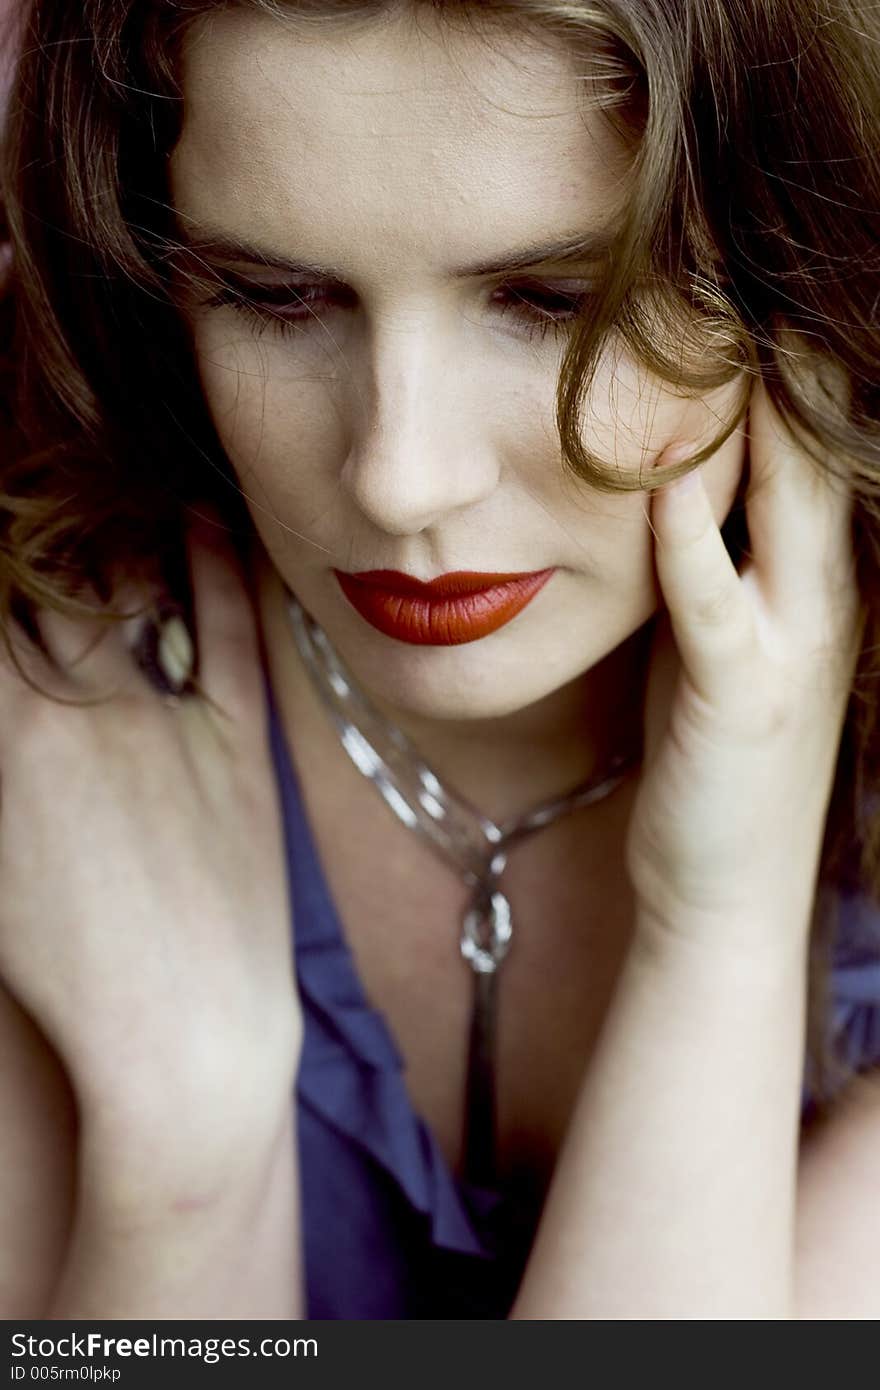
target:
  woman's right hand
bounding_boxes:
[0,508,301,1179]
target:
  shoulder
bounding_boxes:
[796,1068,880,1319]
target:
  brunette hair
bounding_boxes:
[1,0,879,1108]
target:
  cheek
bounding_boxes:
[581,348,747,488]
[194,326,270,463]
[574,350,697,474]
[553,366,747,610]
[193,323,343,485]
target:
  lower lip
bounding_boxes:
[333,569,556,645]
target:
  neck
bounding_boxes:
[352,627,650,821]
[255,548,651,825]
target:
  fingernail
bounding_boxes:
[660,442,696,469]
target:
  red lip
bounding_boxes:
[332,568,556,645]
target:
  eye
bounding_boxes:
[491,281,595,341]
[197,274,593,342]
[197,277,352,338]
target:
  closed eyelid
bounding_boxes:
[176,265,604,308]
[193,267,597,300]
[192,270,597,348]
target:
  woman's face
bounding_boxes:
[169,6,745,724]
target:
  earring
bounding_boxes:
[131,607,195,705]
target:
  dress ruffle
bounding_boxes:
[828,887,880,1076]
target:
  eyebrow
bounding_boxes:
[171,219,615,280]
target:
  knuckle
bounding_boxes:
[736,660,797,737]
[749,687,793,740]
[800,583,862,676]
[700,676,791,743]
[691,580,742,630]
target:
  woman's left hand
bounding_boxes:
[626,378,863,952]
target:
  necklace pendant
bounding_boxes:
[460,886,512,1187]
[284,591,642,1195]
[463,965,500,1187]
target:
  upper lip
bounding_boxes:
[338,569,553,598]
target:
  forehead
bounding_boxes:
[169,7,630,277]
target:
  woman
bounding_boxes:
[0,0,878,1319]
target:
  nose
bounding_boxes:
[340,315,501,535]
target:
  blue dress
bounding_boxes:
[265,676,880,1319]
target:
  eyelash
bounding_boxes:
[199,276,593,343]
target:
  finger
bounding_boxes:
[38,585,162,702]
[651,457,759,709]
[745,379,855,626]
[184,504,263,718]
[0,610,65,712]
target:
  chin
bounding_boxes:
[319,610,628,728]
[279,560,656,724]
[357,667,572,725]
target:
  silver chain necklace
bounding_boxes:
[285,589,642,1188]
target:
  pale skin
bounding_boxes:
[0,6,878,1319]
